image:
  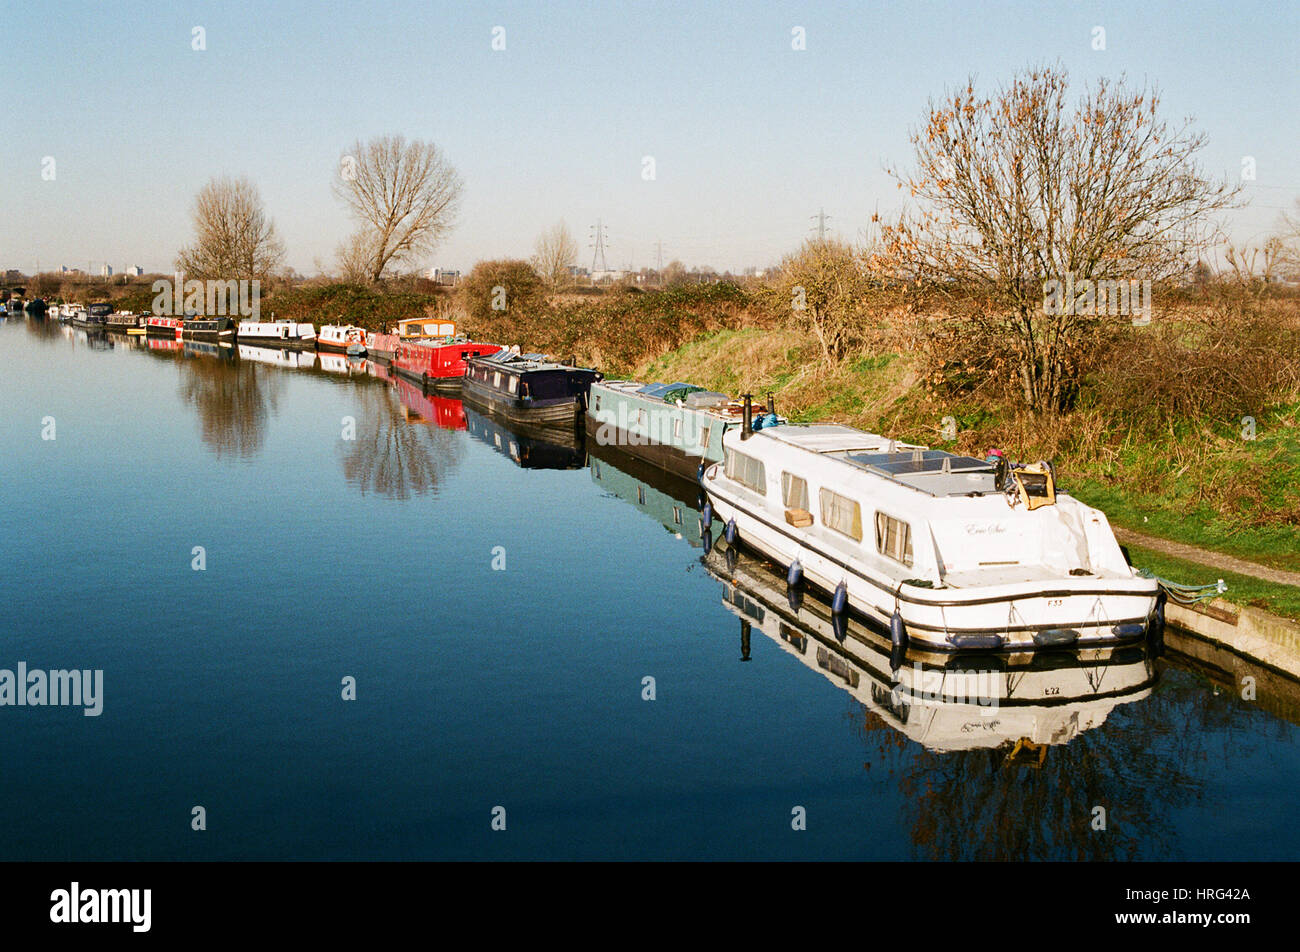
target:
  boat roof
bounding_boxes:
[756,424,997,497]
[473,351,587,373]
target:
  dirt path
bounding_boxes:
[1114,527,1300,587]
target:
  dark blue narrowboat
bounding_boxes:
[461,351,603,426]
[73,303,113,329]
[182,315,237,343]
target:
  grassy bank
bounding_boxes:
[608,287,1300,617]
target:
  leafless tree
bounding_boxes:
[335,230,377,284]
[1274,197,1300,281]
[176,176,286,280]
[531,221,579,286]
[879,66,1240,412]
[333,135,463,283]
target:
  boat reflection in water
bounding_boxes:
[317,352,368,377]
[464,405,585,470]
[588,441,706,548]
[237,343,318,371]
[704,539,1156,756]
[338,373,464,499]
[394,375,467,430]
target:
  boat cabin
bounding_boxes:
[397,317,459,341]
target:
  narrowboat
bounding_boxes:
[464,405,585,469]
[24,298,46,315]
[701,418,1160,653]
[146,315,184,339]
[72,303,112,329]
[182,316,236,343]
[317,324,366,356]
[705,541,1157,754]
[365,330,400,361]
[390,318,502,391]
[394,377,467,430]
[586,380,770,481]
[105,310,145,333]
[461,350,602,425]
[237,319,317,350]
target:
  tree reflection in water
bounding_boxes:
[338,378,463,499]
[850,663,1286,861]
[178,350,283,458]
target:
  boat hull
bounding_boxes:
[239,334,316,351]
[583,415,710,482]
[461,376,584,425]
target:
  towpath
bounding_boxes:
[1114,527,1300,587]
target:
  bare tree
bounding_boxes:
[333,135,463,283]
[176,176,286,280]
[335,230,377,284]
[531,221,579,286]
[879,66,1239,412]
[1275,197,1300,281]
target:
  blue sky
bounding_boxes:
[3,0,1297,275]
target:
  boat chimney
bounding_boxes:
[742,393,754,439]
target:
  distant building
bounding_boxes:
[127,265,143,277]
[591,269,627,284]
[429,268,460,286]
[100,265,113,277]
[5,269,25,282]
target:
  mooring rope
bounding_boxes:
[1135,569,1227,605]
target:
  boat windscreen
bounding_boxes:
[845,450,994,476]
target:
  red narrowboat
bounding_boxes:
[391,318,502,392]
[145,316,184,340]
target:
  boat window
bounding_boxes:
[875,512,914,567]
[699,425,711,448]
[594,394,601,412]
[782,473,811,512]
[508,376,518,394]
[637,486,646,505]
[673,418,683,439]
[493,372,502,388]
[819,489,863,541]
[724,449,767,495]
[638,408,648,427]
[673,506,682,525]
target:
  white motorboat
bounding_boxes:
[318,324,366,356]
[702,420,1159,652]
[237,319,317,350]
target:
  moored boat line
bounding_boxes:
[17,306,1168,657]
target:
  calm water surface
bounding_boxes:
[1,315,1297,860]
